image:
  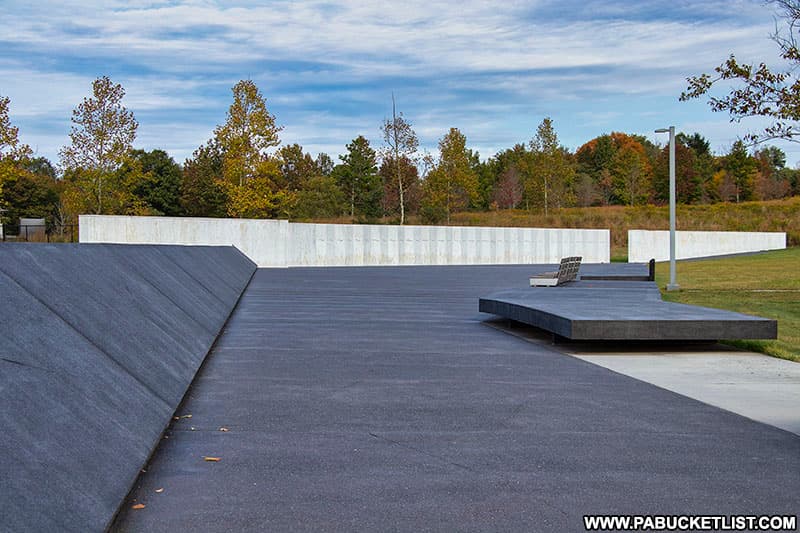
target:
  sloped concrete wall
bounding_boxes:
[628,230,786,262]
[0,243,256,533]
[80,215,610,265]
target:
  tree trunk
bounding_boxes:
[543,175,548,217]
[398,172,405,225]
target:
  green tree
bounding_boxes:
[677,132,715,202]
[277,143,319,191]
[381,97,419,224]
[529,118,575,214]
[315,152,334,176]
[119,149,183,216]
[611,144,651,206]
[335,135,381,219]
[180,141,229,217]
[681,1,800,143]
[1,171,59,231]
[214,79,281,186]
[292,175,346,219]
[421,128,479,224]
[59,76,138,214]
[23,157,57,180]
[723,141,758,202]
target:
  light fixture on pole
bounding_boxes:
[655,126,679,291]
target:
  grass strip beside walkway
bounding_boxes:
[655,247,800,362]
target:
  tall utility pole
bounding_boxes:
[655,126,679,291]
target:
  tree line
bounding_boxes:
[1,77,799,234]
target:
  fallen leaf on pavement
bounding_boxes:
[132,503,145,510]
[203,456,221,462]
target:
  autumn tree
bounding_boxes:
[754,145,791,199]
[214,79,281,186]
[0,99,58,232]
[421,128,479,224]
[576,135,617,204]
[0,95,32,161]
[225,159,293,219]
[529,118,575,214]
[381,97,419,224]
[334,135,381,219]
[653,143,700,204]
[0,95,34,219]
[492,166,523,209]
[484,144,533,209]
[379,155,420,218]
[681,1,800,143]
[59,76,138,214]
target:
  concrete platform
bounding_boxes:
[479,276,777,341]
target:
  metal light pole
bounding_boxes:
[655,126,679,291]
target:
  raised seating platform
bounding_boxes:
[479,265,777,341]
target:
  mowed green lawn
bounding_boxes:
[654,247,800,362]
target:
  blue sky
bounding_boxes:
[1,0,796,167]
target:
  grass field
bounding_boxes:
[654,248,800,362]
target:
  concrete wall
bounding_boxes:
[628,230,786,262]
[80,214,288,267]
[81,215,611,266]
[0,244,256,532]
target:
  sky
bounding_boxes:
[1,0,798,167]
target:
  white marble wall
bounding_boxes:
[80,215,610,266]
[288,223,609,266]
[628,229,786,262]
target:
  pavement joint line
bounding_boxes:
[367,432,478,473]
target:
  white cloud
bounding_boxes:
[1,0,793,163]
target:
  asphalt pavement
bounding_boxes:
[112,265,800,532]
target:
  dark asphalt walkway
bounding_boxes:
[113,266,800,532]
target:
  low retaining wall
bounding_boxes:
[0,243,256,532]
[80,215,611,266]
[628,230,786,262]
